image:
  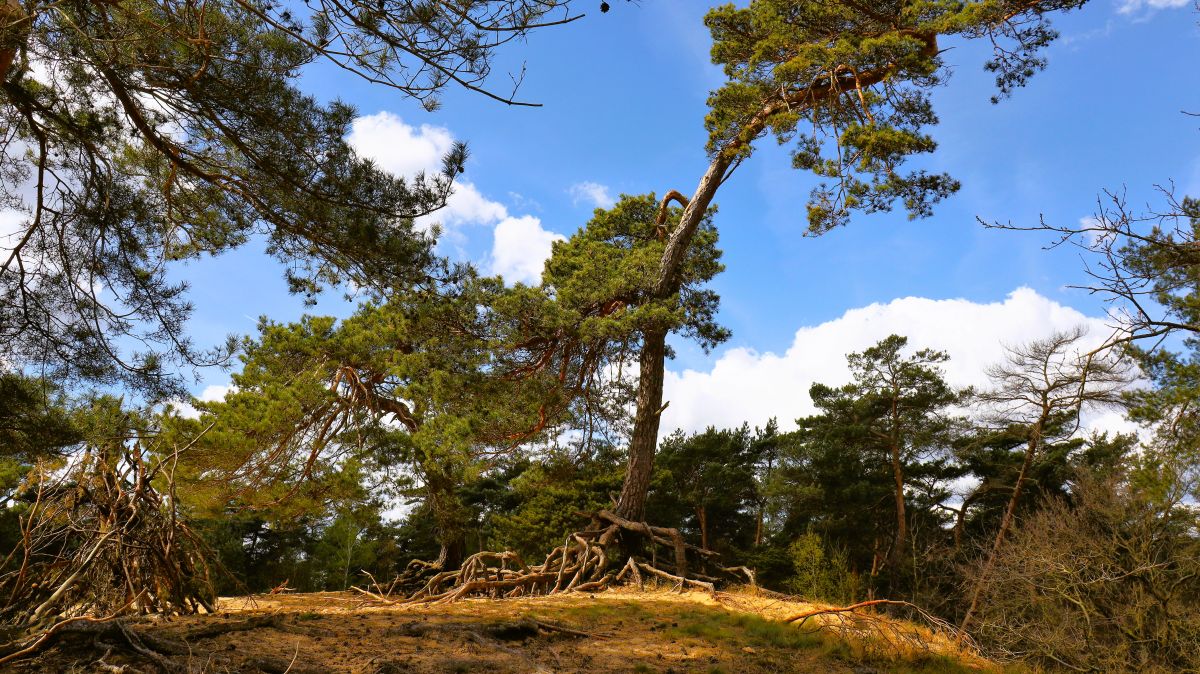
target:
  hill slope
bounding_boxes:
[16,588,995,673]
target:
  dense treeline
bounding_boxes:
[5,313,1196,671]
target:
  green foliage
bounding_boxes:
[775,335,963,595]
[541,194,728,350]
[951,423,1134,547]
[488,448,625,559]
[0,0,575,397]
[651,425,761,552]
[702,0,1088,233]
[178,193,729,563]
[0,374,80,467]
[784,532,859,604]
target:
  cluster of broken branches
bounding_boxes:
[0,436,215,660]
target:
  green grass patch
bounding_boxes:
[666,607,823,651]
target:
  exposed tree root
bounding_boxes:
[362,510,753,605]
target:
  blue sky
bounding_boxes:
[178,1,1200,433]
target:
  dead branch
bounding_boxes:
[0,429,218,667]
[783,598,980,659]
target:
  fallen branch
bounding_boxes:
[784,599,909,626]
[784,598,981,659]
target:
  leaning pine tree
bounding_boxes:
[610,0,1089,524]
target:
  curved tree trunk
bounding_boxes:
[608,34,937,525]
[613,326,668,521]
[610,156,731,523]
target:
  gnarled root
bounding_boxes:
[375,510,751,604]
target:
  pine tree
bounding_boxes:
[611,0,1093,521]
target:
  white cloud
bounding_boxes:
[347,111,513,243]
[660,287,1124,436]
[427,180,508,230]
[198,383,237,402]
[1117,0,1190,14]
[490,215,565,285]
[347,111,454,177]
[568,181,615,209]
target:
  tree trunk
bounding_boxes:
[342,528,356,590]
[754,506,764,547]
[434,538,464,571]
[889,439,908,564]
[961,421,1044,632]
[696,505,709,551]
[613,326,668,521]
[426,467,466,570]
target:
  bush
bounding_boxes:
[784,532,860,604]
[972,471,1200,673]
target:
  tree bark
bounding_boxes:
[697,505,709,551]
[613,326,668,521]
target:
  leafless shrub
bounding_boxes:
[971,472,1200,673]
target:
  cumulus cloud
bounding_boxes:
[431,181,508,230]
[568,181,615,209]
[1117,0,1190,14]
[347,111,566,281]
[490,216,565,285]
[346,110,568,276]
[660,288,1128,436]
